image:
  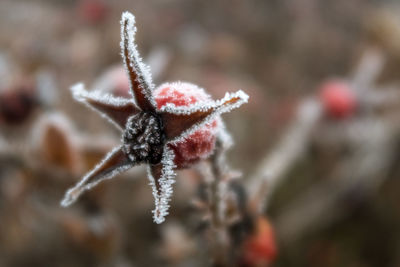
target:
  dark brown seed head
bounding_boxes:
[122,111,164,164]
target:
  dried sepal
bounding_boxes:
[61,145,135,207]
[71,83,139,130]
[147,146,177,224]
[120,12,156,111]
[159,90,249,142]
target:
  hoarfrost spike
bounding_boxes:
[120,12,156,111]
[147,147,176,224]
[61,146,136,207]
[159,90,249,142]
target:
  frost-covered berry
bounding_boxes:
[154,82,220,168]
[61,11,249,224]
[319,80,357,119]
[241,216,277,266]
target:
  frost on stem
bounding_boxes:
[148,146,177,224]
[120,12,156,111]
[217,121,234,151]
[61,146,135,207]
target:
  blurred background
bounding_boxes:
[1,0,400,266]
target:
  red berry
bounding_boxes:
[319,80,357,119]
[154,82,220,168]
[241,216,277,266]
[0,83,37,125]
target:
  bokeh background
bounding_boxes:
[1,0,400,266]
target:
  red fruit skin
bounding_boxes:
[154,82,220,168]
[241,217,277,266]
[320,80,357,119]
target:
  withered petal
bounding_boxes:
[159,90,249,142]
[121,13,156,111]
[61,146,136,207]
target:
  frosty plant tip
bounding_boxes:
[61,11,248,224]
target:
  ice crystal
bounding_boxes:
[155,82,212,108]
[61,11,249,224]
[147,146,176,224]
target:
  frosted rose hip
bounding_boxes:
[154,82,220,168]
[61,11,249,224]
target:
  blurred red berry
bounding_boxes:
[0,83,37,125]
[241,216,277,266]
[319,80,357,119]
[154,82,220,168]
[77,0,109,24]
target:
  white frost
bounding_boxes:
[70,83,136,131]
[161,90,249,144]
[147,146,177,224]
[217,120,234,151]
[60,145,136,207]
[120,12,157,108]
[156,81,212,103]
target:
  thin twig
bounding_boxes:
[208,139,230,266]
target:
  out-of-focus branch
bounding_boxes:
[208,139,230,266]
[274,115,400,245]
[247,98,322,213]
[246,48,387,215]
[350,48,385,93]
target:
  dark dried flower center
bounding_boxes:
[122,112,164,164]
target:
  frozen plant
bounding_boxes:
[61,11,248,224]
